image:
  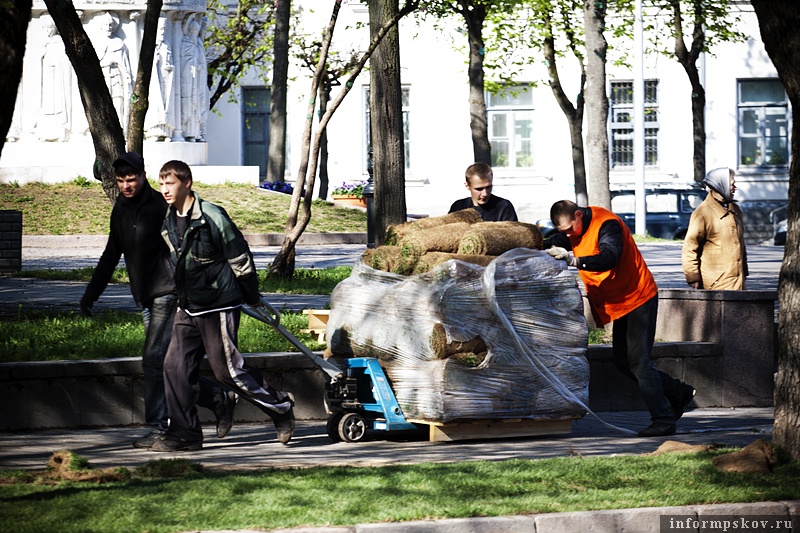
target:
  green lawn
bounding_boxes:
[1,452,798,533]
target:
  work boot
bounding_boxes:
[637,422,676,438]
[132,429,166,449]
[215,389,238,438]
[150,435,203,452]
[671,383,696,421]
[270,394,295,445]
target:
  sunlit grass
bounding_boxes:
[12,266,353,294]
[0,309,325,363]
[0,181,367,235]
[0,453,798,533]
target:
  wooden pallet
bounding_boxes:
[301,309,330,342]
[407,417,575,443]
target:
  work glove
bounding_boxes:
[79,292,94,317]
[546,246,577,267]
[244,292,262,307]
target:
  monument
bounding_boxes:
[1,1,210,184]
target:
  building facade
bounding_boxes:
[2,2,790,231]
[207,2,789,225]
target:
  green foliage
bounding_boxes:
[638,0,747,60]
[261,266,351,295]
[205,1,275,109]
[72,176,94,188]
[1,454,798,532]
[331,180,368,198]
[588,328,611,344]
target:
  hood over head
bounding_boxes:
[702,167,734,202]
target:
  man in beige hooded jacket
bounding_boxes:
[682,167,748,290]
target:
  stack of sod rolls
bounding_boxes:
[326,248,589,424]
[364,210,544,275]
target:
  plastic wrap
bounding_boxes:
[327,248,589,423]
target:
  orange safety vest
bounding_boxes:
[570,207,658,326]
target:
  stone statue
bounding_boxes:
[197,15,209,142]
[92,11,133,132]
[35,14,72,142]
[180,13,203,141]
[145,15,175,141]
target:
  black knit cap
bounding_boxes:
[112,152,145,174]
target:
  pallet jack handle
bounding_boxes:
[243,297,343,381]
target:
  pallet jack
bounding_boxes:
[243,298,420,443]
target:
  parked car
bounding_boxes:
[773,218,787,246]
[610,188,707,240]
[770,204,788,246]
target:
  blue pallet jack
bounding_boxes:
[244,298,420,442]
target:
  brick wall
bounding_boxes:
[0,210,22,273]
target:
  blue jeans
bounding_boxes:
[141,293,177,430]
[611,295,681,423]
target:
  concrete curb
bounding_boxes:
[241,500,800,533]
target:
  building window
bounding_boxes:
[738,79,789,167]
[487,86,533,169]
[364,86,410,172]
[609,80,659,168]
[242,87,271,180]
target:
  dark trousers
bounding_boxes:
[142,294,229,431]
[163,307,292,441]
[611,295,682,423]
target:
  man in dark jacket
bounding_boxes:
[81,152,236,448]
[448,162,518,222]
[154,159,295,452]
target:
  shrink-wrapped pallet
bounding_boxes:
[326,248,589,423]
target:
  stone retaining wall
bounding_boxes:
[0,289,777,431]
[0,341,754,431]
[0,210,22,273]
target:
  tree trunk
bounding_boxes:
[267,0,290,185]
[268,0,419,277]
[0,0,32,158]
[671,0,706,184]
[127,0,162,154]
[369,0,407,245]
[45,0,126,203]
[583,0,610,209]
[751,0,800,461]
[460,1,491,165]
[270,1,341,279]
[317,81,331,200]
[568,115,588,207]
[542,6,587,206]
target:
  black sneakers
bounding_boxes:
[637,422,677,437]
[150,435,203,452]
[671,383,696,421]
[270,394,295,445]
[132,429,166,449]
[215,389,239,438]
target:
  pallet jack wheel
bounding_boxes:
[338,412,367,442]
[326,413,344,442]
